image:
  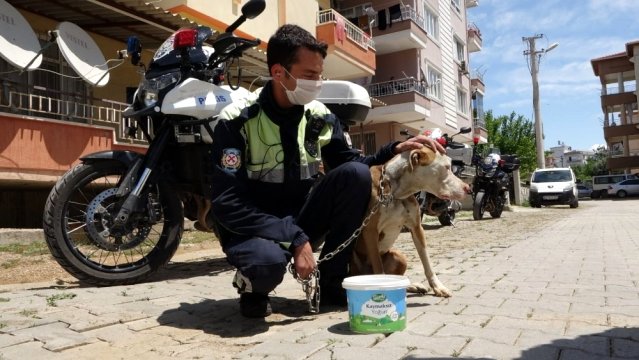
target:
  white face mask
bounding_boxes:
[280,69,322,105]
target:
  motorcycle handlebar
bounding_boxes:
[447,141,466,149]
[208,35,261,71]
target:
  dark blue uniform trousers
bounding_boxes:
[223,162,372,295]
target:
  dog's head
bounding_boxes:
[387,147,470,200]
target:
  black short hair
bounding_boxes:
[267,24,328,74]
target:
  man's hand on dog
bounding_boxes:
[293,241,316,280]
[394,135,446,155]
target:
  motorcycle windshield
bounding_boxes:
[480,163,496,177]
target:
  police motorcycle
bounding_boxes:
[43,0,373,286]
[400,126,472,226]
[470,141,520,220]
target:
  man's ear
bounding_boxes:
[271,64,283,80]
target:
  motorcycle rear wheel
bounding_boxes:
[43,160,183,286]
[473,191,486,220]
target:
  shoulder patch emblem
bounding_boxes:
[221,148,242,172]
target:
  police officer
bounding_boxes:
[210,24,443,318]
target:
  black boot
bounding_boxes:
[239,293,272,318]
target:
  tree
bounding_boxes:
[572,146,608,182]
[478,110,537,178]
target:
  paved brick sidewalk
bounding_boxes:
[0,200,638,359]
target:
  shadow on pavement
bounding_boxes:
[517,327,639,359]
[401,328,639,360]
[157,296,318,337]
[147,256,234,282]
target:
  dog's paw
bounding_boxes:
[406,283,429,295]
[431,285,452,298]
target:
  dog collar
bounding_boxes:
[378,166,394,206]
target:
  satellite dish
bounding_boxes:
[56,21,109,86]
[0,0,42,70]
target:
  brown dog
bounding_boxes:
[351,146,470,297]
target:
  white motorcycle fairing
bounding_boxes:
[161,78,253,119]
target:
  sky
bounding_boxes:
[467,0,639,152]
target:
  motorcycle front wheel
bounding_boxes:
[472,191,486,220]
[490,195,504,218]
[43,160,183,286]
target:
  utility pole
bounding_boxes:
[523,34,558,169]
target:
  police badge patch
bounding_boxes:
[221,148,242,172]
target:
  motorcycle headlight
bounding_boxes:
[143,90,158,107]
[139,71,181,107]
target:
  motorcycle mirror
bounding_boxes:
[126,36,142,66]
[242,0,266,19]
[226,0,266,33]
[459,126,472,134]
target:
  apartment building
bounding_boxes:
[321,0,487,154]
[0,0,485,227]
[548,143,594,168]
[591,40,639,174]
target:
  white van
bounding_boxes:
[528,167,579,208]
[591,174,638,198]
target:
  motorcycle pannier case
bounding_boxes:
[501,155,520,173]
[316,80,371,126]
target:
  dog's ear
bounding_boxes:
[410,147,436,170]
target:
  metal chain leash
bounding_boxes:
[289,167,393,313]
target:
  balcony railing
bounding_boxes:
[370,6,428,35]
[367,77,428,98]
[604,83,637,95]
[0,88,148,143]
[399,6,426,34]
[473,117,486,129]
[317,9,375,50]
[468,22,482,40]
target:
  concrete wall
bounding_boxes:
[161,0,320,43]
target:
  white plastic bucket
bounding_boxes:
[342,275,411,333]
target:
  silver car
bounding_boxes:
[607,179,639,198]
[577,185,592,199]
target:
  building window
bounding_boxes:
[423,5,439,40]
[427,67,442,101]
[457,87,468,114]
[454,37,465,63]
[350,131,377,155]
[451,0,461,12]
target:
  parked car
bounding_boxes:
[528,167,579,208]
[577,185,592,199]
[591,174,637,198]
[607,179,639,198]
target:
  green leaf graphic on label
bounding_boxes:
[371,293,386,302]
